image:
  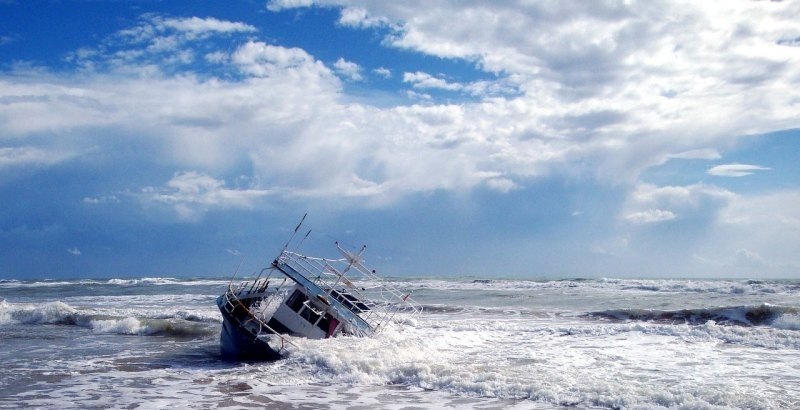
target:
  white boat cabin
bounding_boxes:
[267,285,343,339]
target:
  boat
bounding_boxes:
[216,218,422,361]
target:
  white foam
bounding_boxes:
[772,313,800,330]
[90,317,146,335]
[0,300,79,325]
[0,299,13,324]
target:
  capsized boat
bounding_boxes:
[216,224,422,361]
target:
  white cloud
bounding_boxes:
[707,163,771,177]
[625,209,676,225]
[156,16,257,37]
[0,146,76,168]
[333,57,363,81]
[269,1,800,181]
[694,190,800,274]
[405,90,432,101]
[118,15,256,43]
[373,67,392,79]
[143,171,272,221]
[403,71,463,91]
[68,15,256,71]
[485,177,517,193]
[266,0,314,12]
[232,41,332,79]
[338,7,389,29]
[82,195,120,204]
[622,182,736,225]
[2,4,799,213]
[67,247,81,256]
[204,51,228,63]
[668,149,722,161]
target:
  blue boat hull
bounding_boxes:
[216,295,284,361]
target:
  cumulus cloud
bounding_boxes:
[403,71,463,91]
[2,3,799,212]
[118,15,256,43]
[373,67,392,78]
[333,58,363,81]
[266,0,314,12]
[143,171,271,221]
[338,7,390,28]
[155,16,257,37]
[269,1,800,179]
[707,163,771,177]
[622,182,736,224]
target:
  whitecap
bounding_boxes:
[772,313,800,331]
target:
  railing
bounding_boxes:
[220,283,297,353]
[278,249,423,333]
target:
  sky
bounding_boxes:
[1,0,799,279]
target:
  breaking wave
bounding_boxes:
[589,304,798,328]
[0,277,228,288]
[379,277,800,296]
[0,300,216,338]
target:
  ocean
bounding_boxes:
[1,276,798,409]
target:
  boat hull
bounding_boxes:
[216,295,284,361]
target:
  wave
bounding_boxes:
[376,277,800,296]
[0,277,229,289]
[589,304,799,329]
[0,300,216,338]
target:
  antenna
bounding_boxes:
[295,229,312,251]
[228,256,245,286]
[280,213,308,254]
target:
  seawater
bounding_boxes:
[1,277,798,409]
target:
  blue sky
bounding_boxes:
[1,0,799,279]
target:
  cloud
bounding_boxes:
[625,209,676,225]
[0,35,16,46]
[667,149,722,161]
[373,67,392,79]
[118,15,256,43]
[266,0,314,12]
[622,182,736,224]
[143,171,272,221]
[707,163,771,177]
[333,57,363,81]
[82,195,120,204]
[484,177,517,193]
[338,7,390,29]
[0,146,76,168]
[3,4,800,212]
[269,1,800,179]
[232,40,333,79]
[692,189,800,274]
[68,15,256,71]
[403,71,463,91]
[67,247,81,256]
[155,16,257,37]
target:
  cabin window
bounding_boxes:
[315,313,331,332]
[286,289,330,330]
[286,290,307,312]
